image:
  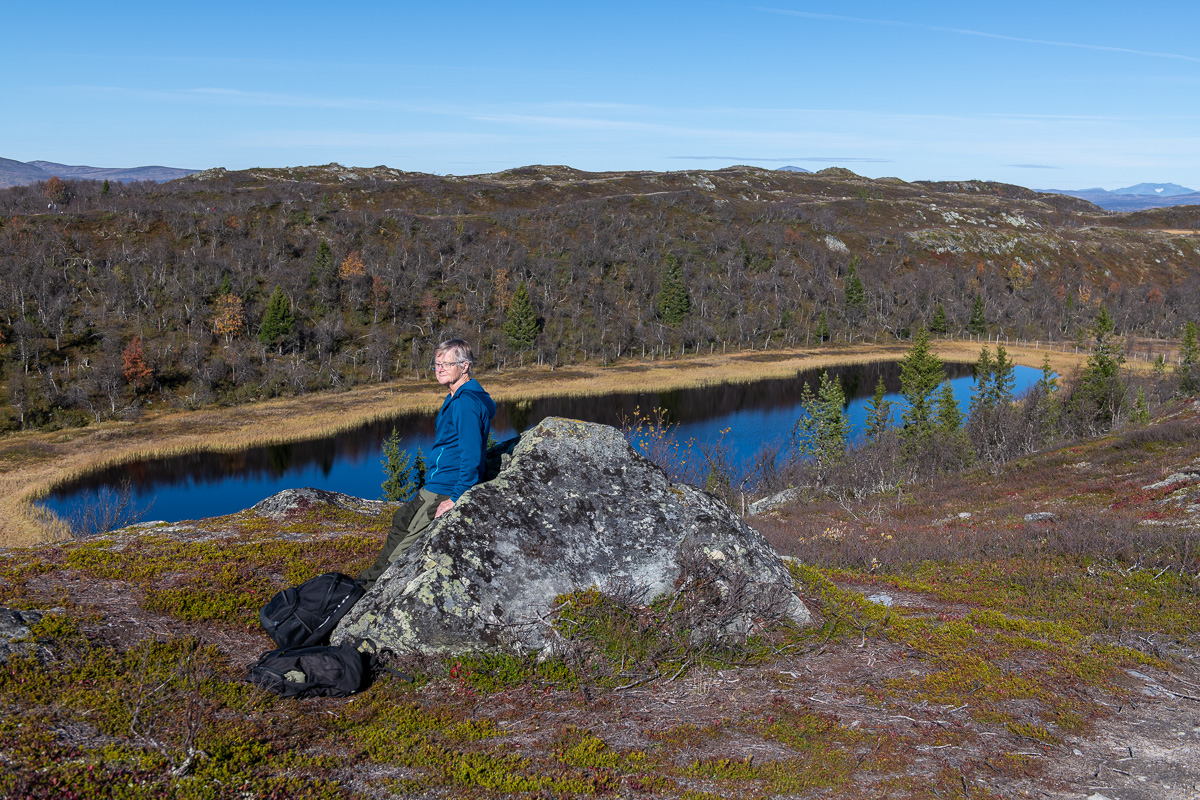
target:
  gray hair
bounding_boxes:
[435,339,474,372]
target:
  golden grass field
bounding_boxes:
[0,339,1097,548]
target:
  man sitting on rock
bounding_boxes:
[358,339,497,590]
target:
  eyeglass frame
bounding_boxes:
[431,359,467,371]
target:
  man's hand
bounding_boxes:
[435,499,455,518]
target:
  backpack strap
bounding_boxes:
[354,637,413,683]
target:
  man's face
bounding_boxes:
[433,352,468,388]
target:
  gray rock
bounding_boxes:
[0,607,44,664]
[333,417,812,655]
[866,593,894,607]
[1142,472,1200,492]
[748,487,801,515]
[1024,512,1057,522]
[251,488,389,520]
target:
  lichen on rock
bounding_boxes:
[333,417,812,655]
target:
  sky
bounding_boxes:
[4,1,1198,189]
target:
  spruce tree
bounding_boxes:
[1070,306,1126,433]
[1177,321,1199,395]
[969,346,994,417]
[815,309,830,343]
[793,370,848,479]
[989,344,1015,407]
[655,255,691,325]
[863,376,893,442]
[968,294,986,336]
[502,282,541,352]
[844,259,866,320]
[935,381,964,433]
[381,428,420,501]
[1036,353,1058,395]
[898,327,945,436]
[929,302,949,335]
[258,286,295,349]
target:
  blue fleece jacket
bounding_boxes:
[424,378,497,501]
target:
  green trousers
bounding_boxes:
[358,488,449,589]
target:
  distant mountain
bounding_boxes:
[1043,182,1200,212]
[0,158,199,189]
[0,157,54,189]
[1112,182,1194,197]
[776,165,813,173]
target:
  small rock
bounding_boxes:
[0,607,45,664]
[866,593,895,607]
[1024,512,1056,522]
[251,488,389,520]
[1143,472,1200,492]
[748,488,802,515]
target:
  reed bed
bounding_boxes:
[0,341,1086,549]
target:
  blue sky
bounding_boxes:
[4,1,1198,189]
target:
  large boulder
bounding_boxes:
[333,417,811,655]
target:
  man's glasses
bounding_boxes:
[432,360,465,371]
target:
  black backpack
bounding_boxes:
[259,571,365,649]
[246,642,366,699]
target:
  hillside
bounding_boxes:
[0,163,1196,435]
[2,401,1198,798]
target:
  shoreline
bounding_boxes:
[0,339,1096,548]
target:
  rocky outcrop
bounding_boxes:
[333,417,812,655]
[251,488,389,520]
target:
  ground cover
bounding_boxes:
[0,340,1090,549]
[1,401,1196,798]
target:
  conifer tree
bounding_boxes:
[1036,353,1058,395]
[655,255,691,325]
[935,380,970,468]
[844,259,866,320]
[863,376,893,442]
[898,327,945,436]
[969,346,994,417]
[968,294,986,336]
[929,302,949,335]
[989,344,1015,407]
[935,381,964,433]
[1069,306,1127,433]
[1177,321,1199,395]
[1131,387,1150,425]
[792,370,848,479]
[381,428,423,501]
[258,286,295,349]
[502,282,541,352]
[815,309,830,343]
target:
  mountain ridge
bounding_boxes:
[0,158,199,189]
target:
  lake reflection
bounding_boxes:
[42,361,1042,524]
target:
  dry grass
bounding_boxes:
[0,340,1087,549]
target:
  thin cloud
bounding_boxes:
[757,7,1200,63]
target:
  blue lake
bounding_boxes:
[41,361,1044,525]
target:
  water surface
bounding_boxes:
[42,361,1042,524]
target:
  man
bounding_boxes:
[358,339,496,589]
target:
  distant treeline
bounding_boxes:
[0,164,1197,431]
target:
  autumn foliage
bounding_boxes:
[121,337,153,392]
